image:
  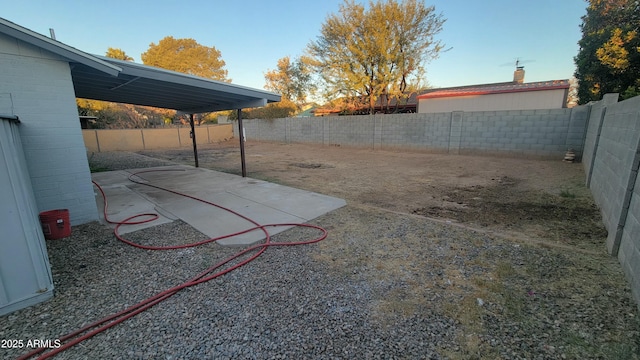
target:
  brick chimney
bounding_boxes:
[513,66,525,84]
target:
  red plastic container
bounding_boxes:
[39,209,71,240]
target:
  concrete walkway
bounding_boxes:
[91,165,346,246]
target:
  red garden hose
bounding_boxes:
[17,169,328,360]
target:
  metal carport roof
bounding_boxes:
[72,56,280,113]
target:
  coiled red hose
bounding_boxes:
[18,169,327,359]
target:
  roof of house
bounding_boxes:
[295,106,317,117]
[0,17,280,113]
[313,90,428,116]
[417,80,570,100]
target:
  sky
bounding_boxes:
[2,0,587,92]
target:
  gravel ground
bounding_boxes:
[2,151,639,359]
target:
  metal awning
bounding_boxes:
[71,56,280,113]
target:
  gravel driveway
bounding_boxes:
[2,149,639,359]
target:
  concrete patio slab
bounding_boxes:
[91,165,346,246]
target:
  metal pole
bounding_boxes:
[190,113,199,168]
[238,109,246,177]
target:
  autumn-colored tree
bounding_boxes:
[77,99,176,129]
[307,0,445,114]
[574,0,640,103]
[105,47,134,61]
[264,56,315,107]
[141,36,229,82]
[228,99,298,120]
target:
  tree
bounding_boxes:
[264,56,315,107]
[77,99,176,129]
[105,47,134,61]
[567,77,579,108]
[307,0,445,114]
[574,0,640,103]
[141,36,230,82]
[228,100,298,120]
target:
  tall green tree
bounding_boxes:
[574,0,640,103]
[141,36,230,82]
[264,56,315,107]
[307,0,445,114]
[105,47,134,61]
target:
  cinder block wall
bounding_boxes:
[0,32,98,225]
[583,94,640,307]
[620,169,640,307]
[378,113,452,151]
[324,116,376,147]
[238,107,585,159]
[240,119,287,142]
[83,124,233,152]
[459,109,570,156]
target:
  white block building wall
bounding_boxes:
[0,32,98,225]
[417,88,569,113]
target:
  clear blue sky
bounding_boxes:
[3,0,587,91]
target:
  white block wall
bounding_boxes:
[237,108,583,158]
[0,32,98,225]
[583,94,640,310]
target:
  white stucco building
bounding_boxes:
[417,67,570,113]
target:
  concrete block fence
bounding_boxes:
[236,108,589,159]
[82,124,233,153]
[583,94,640,308]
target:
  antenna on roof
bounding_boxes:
[49,28,56,40]
[499,57,535,68]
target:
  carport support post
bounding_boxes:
[238,109,246,177]
[189,113,199,168]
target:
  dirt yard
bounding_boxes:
[140,141,604,253]
[135,140,639,358]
